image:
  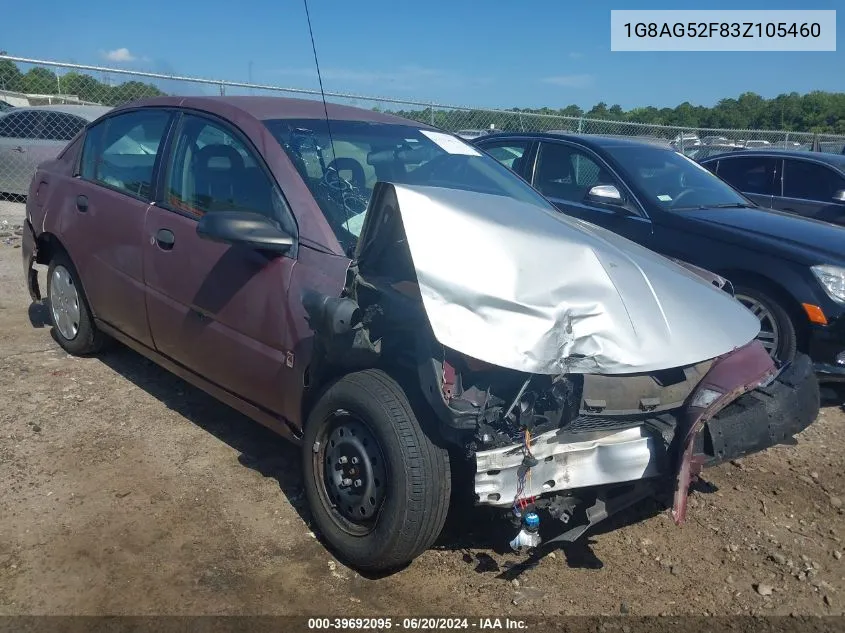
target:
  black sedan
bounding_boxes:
[699,150,845,227]
[473,132,845,383]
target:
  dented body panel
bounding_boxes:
[390,184,761,375]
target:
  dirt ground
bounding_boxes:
[0,205,844,617]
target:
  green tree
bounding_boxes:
[21,67,58,94]
[0,60,23,91]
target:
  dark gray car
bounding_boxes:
[0,104,111,196]
[701,150,845,227]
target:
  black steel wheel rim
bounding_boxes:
[314,409,387,535]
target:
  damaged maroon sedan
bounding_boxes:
[21,96,820,571]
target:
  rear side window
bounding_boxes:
[80,109,170,199]
[0,111,41,139]
[782,159,845,202]
[164,114,278,219]
[40,112,87,141]
[482,141,531,172]
[716,157,777,195]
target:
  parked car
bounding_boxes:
[683,145,740,162]
[700,150,845,228]
[670,133,700,149]
[0,100,14,111]
[0,104,111,196]
[455,128,498,140]
[23,98,819,571]
[474,132,845,382]
[742,139,772,149]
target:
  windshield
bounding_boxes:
[264,118,553,250]
[608,145,750,210]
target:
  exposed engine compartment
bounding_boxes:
[299,181,817,554]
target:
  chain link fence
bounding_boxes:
[2,54,844,199]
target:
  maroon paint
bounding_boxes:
[671,339,777,523]
[26,96,372,431]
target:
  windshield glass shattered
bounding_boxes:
[609,145,752,210]
[264,118,553,250]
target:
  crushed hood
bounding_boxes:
[356,183,760,375]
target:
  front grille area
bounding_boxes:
[565,412,678,441]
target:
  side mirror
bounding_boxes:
[586,184,624,206]
[197,211,293,254]
[833,189,845,203]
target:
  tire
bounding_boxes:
[302,369,451,572]
[46,250,105,356]
[733,284,797,362]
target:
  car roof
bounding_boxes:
[700,148,845,168]
[0,104,112,120]
[114,95,422,126]
[478,130,675,150]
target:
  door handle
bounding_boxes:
[12,146,25,153]
[155,229,176,251]
[75,195,88,213]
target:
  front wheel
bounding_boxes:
[302,369,451,572]
[734,285,797,362]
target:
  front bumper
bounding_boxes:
[474,350,819,512]
[699,351,820,467]
[807,318,845,383]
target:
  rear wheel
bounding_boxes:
[47,250,105,355]
[734,285,797,362]
[302,369,451,572]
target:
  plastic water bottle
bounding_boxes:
[509,511,541,551]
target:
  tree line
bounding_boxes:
[389,91,845,135]
[0,60,164,106]
[1,59,842,133]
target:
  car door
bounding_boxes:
[777,158,845,226]
[712,155,778,208]
[531,140,653,244]
[143,111,298,413]
[60,108,173,348]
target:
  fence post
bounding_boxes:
[219,82,225,96]
[430,103,435,126]
[784,132,789,149]
[577,117,584,134]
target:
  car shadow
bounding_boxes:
[820,384,845,408]
[93,341,721,580]
[95,342,309,519]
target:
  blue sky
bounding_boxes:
[2,0,842,110]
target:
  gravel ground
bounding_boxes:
[0,217,843,617]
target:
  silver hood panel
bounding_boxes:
[381,184,760,375]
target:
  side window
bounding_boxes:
[716,157,777,195]
[80,109,170,199]
[533,142,620,201]
[0,111,41,139]
[165,114,277,219]
[782,159,845,202]
[40,112,87,142]
[481,141,531,173]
